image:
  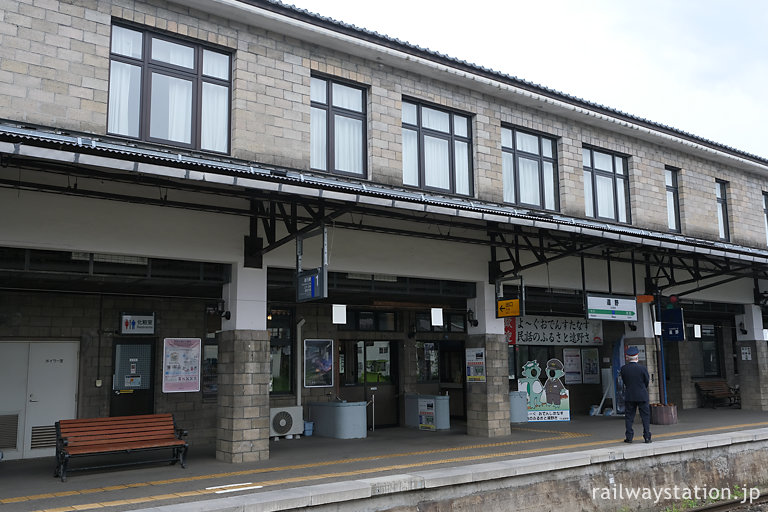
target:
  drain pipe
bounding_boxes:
[296,318,305,407]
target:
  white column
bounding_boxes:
[222,261,267,331]
[735,304,764,342]
[467,282,504,336]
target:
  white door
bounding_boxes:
[0,342,79,460]
[0,343,28,460]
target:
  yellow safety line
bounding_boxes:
[8,421,768,511]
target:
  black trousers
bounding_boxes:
[624,400,651,441]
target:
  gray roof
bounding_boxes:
[248,0,768,166]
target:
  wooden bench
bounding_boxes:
[55,413,188,481]
[695,380,741,409]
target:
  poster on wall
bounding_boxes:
[581,348,600,384]
[304,339,334,387]
[517,358,570,421]
[162,338,201,393]
[465,348,486,382]
[563,348,582,384]
[505,316,603,346]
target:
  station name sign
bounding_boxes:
[586,295,637,322]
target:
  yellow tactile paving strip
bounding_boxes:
[4,422,767,512]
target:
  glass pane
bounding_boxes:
[311,77,327,104]
[201,82,229,152]
[617,178,628,222]
[378,312,396,331]
[364,341,392,383]
[149,73,192,143]
[717,204,726,239]
[310,107,327,170]
[593,151,612,172]
[542,138,553,158]
[332,83,363,112]
[424,135,450,189]
[667,190,678,230]
[715,182,723,199]
[270,344,292,393]
[582,149,591,168]
[402,128,419,186]
[402,102,417,124]
[422,107,450,133]
[454,114,468,137]
[503,152,515,203]
[764,210,768,245]
[665,169,674,187]
[111,26,142,59]
[518,156,541,206]
[516,132,539,155]
[202,50,229,80]
[334,115,363,174]
[583,170,593,217]
[108,61,141,137]
[454,140,469,195]
[614,156,625,175]
[151,38,194,68]
[764,194,768,210]
[543,161,555,210]
[501,127,513,148]
[596,174,615,219]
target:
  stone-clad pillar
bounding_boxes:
[465,283,511,437]
[216,262,270,462]
[735,305,768,411]
[216,329,270,463]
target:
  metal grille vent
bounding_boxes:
[0,414,19,449]
[271,411,294,436]
[30,425,56,449]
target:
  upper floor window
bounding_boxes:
[310,76,366,176]
[402,100,473,196]
[582,147,630,223]
[665,166,681,232]
[501,127,558,210]
[716,180,730,241]
[763,193,768,245]
[108,25,231,153]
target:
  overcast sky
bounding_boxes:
[285,0,768,159]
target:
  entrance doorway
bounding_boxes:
[111,337,155,416]
[338,340,398,428]
[0,341,79,460]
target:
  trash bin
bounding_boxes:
[509,391,528,423]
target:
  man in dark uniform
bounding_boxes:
[620,346,651,443]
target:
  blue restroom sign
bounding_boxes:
[121,313,155,334]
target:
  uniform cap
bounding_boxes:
[626,346,639,356]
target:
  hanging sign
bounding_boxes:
[586,295,637,321]
[496,299,521,318]
[162,338,201,393]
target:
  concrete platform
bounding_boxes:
[1,408,767,512]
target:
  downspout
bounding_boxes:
[296,318,305,407]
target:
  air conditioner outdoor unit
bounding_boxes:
[269,406,304,437]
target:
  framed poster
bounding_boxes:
[563,348,582,384]
[304,339,334,387]
[581,348,600,384]
[466,348,486,382]
[162,338,201,393]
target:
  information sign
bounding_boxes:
[586,295,637,321]
[496,299,520,318]
[418,397,436,431]
[120,313,155,335]
[162,338,201,393]
[297,267,327,302]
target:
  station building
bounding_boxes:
[2,0,768,463]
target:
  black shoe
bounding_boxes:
[623,439,632,444]
[644,438,652,444]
